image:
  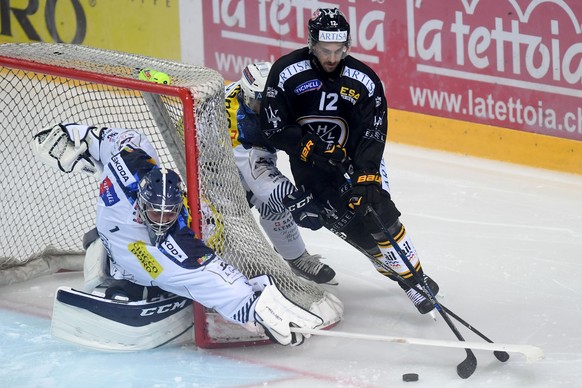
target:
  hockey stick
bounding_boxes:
[291,327,544,362]
[331,165,511,363]
[375,258,510,362]
[365,206,478,378]
[329,227,511,362]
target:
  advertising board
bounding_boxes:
[0,0,180,60]
[203,0,582,143]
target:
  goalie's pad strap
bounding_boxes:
[51,287,193,351]
[82,228,100,250]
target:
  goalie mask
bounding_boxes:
[137,168,184,245]
[240,62,272,114]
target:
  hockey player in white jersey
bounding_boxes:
[32,122,325,347]
[226,62,336,284]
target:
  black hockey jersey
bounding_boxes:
[259,47,388,174]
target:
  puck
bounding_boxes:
[402,373,419,382]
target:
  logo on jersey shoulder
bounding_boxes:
[266,86,278,98]
[110,154,136,185]
[373,115,384,128]
[132,202,144,224]
[278,60,311,89]
[197,254,212,265]
[160,235,187,262]
[103,127,119,141]
[342,66,375,97]
[340,86,360,105]
[294,79,322,95]
[129,241,164,279]
[99,177,119,206]
[116,130,142,150]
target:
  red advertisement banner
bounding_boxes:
[203,0,582,141]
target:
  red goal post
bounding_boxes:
[0,43,342,348]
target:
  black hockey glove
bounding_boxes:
[348,170,385,217]
[283,186,324,230]
[299,133,346,172]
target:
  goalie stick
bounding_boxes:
[290,327,544,362]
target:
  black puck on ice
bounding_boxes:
[402,373,419,382]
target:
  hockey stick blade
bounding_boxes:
[326,226,510,363]
[291,327,544,362]
[365,206,478,378]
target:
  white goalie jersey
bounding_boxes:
[32,123,326,349]
[64,123,261,324]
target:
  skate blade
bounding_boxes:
[294,274,339,286]
[428,310,437,321]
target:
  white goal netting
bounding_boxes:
[0,43,342,344]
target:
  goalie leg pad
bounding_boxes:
[83,234,111,293]
[253,284,323,346]
[51,287,193,351]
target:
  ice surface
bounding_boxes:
[2,142,581,387]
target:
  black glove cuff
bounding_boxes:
[352,170,381,186]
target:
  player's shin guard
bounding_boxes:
[373,221,439,314]
[374,221,420,281]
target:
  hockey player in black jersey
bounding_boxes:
[259,8,439,314]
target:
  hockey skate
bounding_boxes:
[403,275,440,314]
[288,251,337,285]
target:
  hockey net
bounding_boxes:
[0,43,342,348]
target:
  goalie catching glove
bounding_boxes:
[251,275,324,346]
[32,123,101,177]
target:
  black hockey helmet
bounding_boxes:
[308,8,351,50]
[137,167,184,244]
